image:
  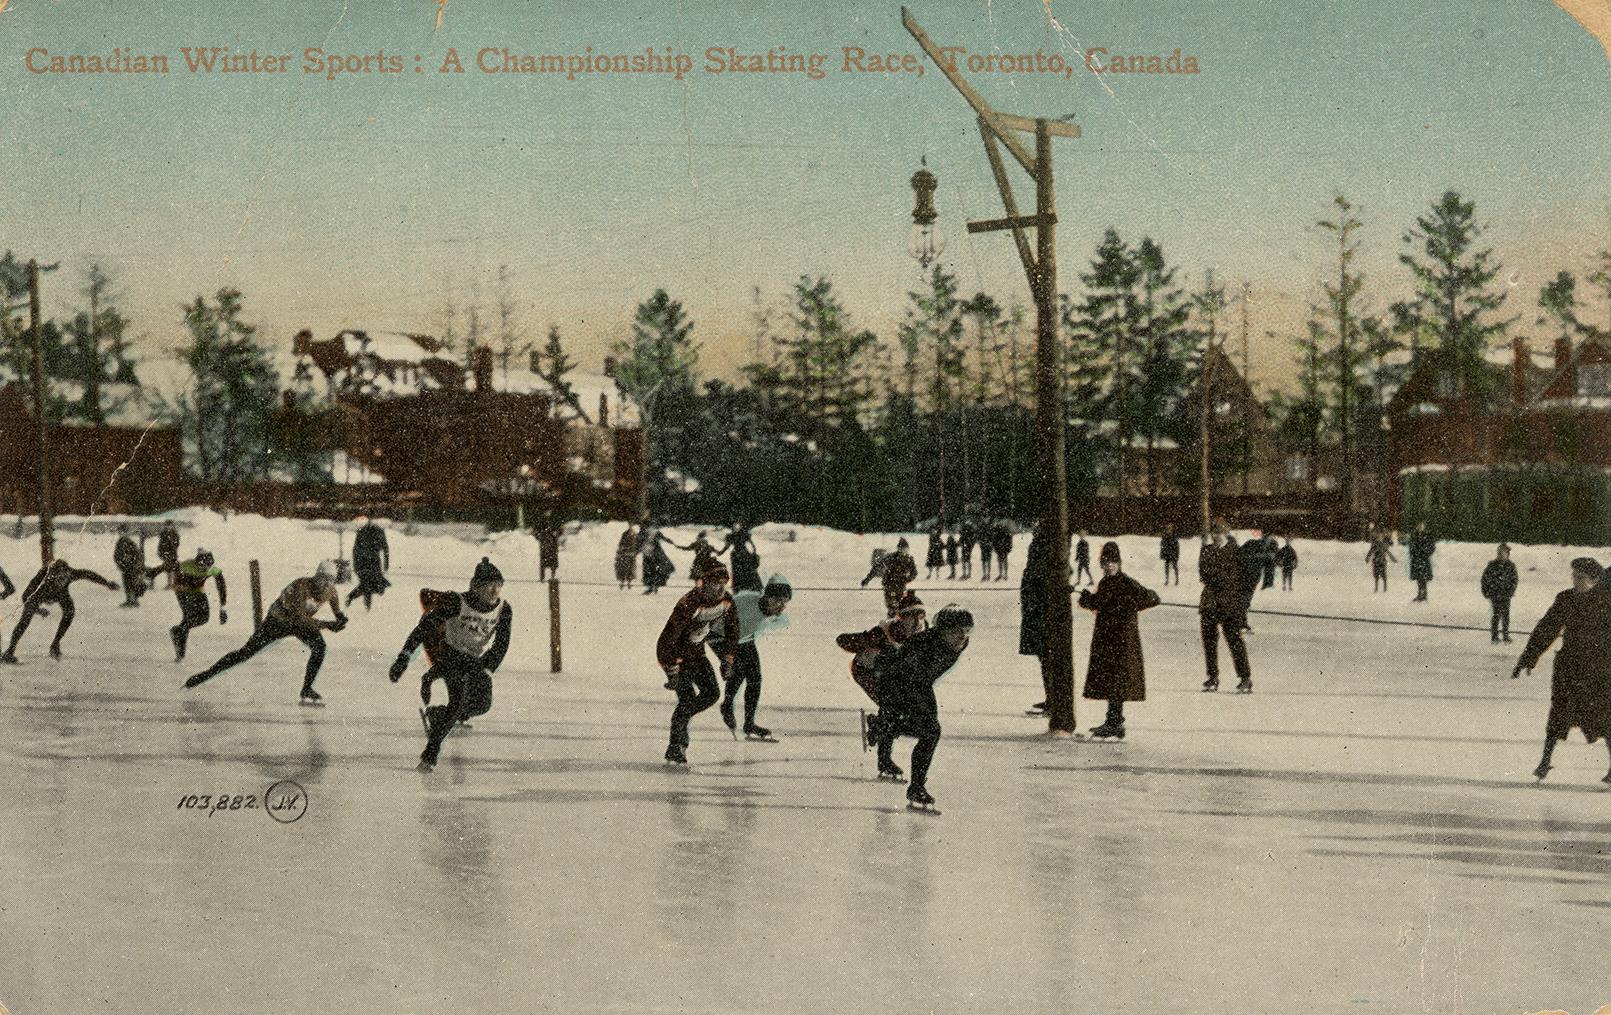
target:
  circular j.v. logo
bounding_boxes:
[264,780,308,824]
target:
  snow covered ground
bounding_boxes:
[0,512,1607,1014]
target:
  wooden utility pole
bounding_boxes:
[29,260,54,565]
[1197,271,1225,538]
[903,8,1081,734]
[1239,281,1251,497]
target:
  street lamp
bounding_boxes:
[908,157,946,269]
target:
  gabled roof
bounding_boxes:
[1537,338,1611,403]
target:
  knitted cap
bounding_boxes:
[934,604,974,631]
[472,557,504,586]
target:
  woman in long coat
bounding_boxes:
[1407,522,1436,602]
[1019,522,1051,714]
[614,526,638,589]
[1513,557,1611,782]
[1078,541,1160,739]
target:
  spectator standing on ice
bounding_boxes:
[1078,542,1160,739]
[1198,525,1252,693]
[113,524,147,607]
[925,526,945,581]
[614,525,638,590]
[1073,531,1094,587]
[1365,533,1397,593]
[656,561,739,765]
[1275,537,1299,591]
[168,549,226,662]
[346,516,391,611]
[992,521,1013,581]
[388,557,513,772]
[862,537,917,617]
[945,533,959,579]
[638,525,679,595]
[1018,520,1058,716]
[1481,543,1519,644]
[1512,557,1611,783]
[959,518,976,580]
[686,531,723,581]
[977,519,994,582]
[1408,522,1437,602]
[184,561,348,706]
[1,559,118,663]
[536,522,562,582]
[1159,523,1180,586]
[724,522,762,593]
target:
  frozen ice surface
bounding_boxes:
[0,516,1607,1014]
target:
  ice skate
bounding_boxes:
[1533,760,1551,781]
[906,784,940,814]
[1087,722,1125,740]
[299,688,326,707]
[0,653,18,665]
[416,756,435,773]
[1201,678,1219,692]
[664,743,688,766]
[720,700,737,739]
[860,709,871,752]
[1235,678,1254,694]
[877,759,906,782]
[48,645,62,660]
[1025,701,1048,716]
[743,724,777,743]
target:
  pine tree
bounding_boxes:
[1192,271,1229,532]
[1065,228,1143,501]
[1132,237,1193,500]
[540,324,585,421]
[176,289,280,481]
[610,289,698,519]
[1317,195,1369,507]
[1588,246,1611,341]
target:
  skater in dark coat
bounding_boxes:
[113,525,147,606]
[1159,524,1181,586]
[185,562,348,704]
[614,525,639,589]
[1257,533,1278,590]
[723,522,762,593]
[977,521,994,582]
[1512,557,1611,782]
[1,559,119,662]
[1198,526,1252,693]
[959,520,976,580]
[656,561,739,764]
[1275,538,1298,591]
[1480,543,1519,644]
[838,592,927,704]
[1018,521,1061,714]
[1365,535,1397,593]
[685,531,723,581]
[866,605,973,810]
[388,557,513,771]
[1235,534,1265,633]
[638,527,678,595]
[536,524,562,582]
[156,520,181,590]
[168,550,227,661]
[1407,522,1436,602]
[346,516,391,610]
[1078,542,1160,738]
[1073,531,1094,587]
[992,522,1013,581]
[925,527,945,580]
[861,538,917,616]
[945,534,959,579]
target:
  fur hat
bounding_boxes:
[934,604,975,631]
[762,574,793,601]
[1099,541,1122,565]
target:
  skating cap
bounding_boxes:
[933,604,974,631]
[472,557,504,586]
[1569,557,1603,581]
[354,514,369,526]
[896,591,926,616]
[315,560,339,581]
[1099,541,1122,565]
[195,549,214,567]
[762,574,793,600]
[896,537,910,550]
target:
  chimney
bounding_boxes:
[599,392,609,428]
[473,347,494,393]
[1554,336,1575,395]
[1512,336,1529,406]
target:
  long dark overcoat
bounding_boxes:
[1517,583,1611,742]
[1018,528,1051,657]
[1408,532,1437,582]
[1079,571,1160,702]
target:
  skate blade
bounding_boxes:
[906,803,941,816]
[878,773,907,783]
[299,699,327,707]
[744,734,778,743]
[1072,734,1124,744]
[859,709,868,754]
[1023,709,1047,717]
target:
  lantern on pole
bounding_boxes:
[907,157,946,268]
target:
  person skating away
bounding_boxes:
[1481,543,1520,645]
[977,521,994,582]
[1407,522,1437,602]
[536,523,563,582]
[861,537,917,617]
[1511,557,1611,783]
[838,591,928,711]
[1275,537,1298,591]
[1159,524,1180,586]
[1198,525,1253,693]
[614,525,639,590]
[1,559,119,663]
[345,515,391,611]
[185,561,348,705]
[1257,533,1278,590]
[156,520,181,590]
[1018,520,1060,716]
[1365,536,1397,593]
[945,534,959,580]
[685,531,725,581]
[113,524,147,607]
[866,605,974,813]
[959,519,976,580]
[711,574,793,741]
[168,549,227,662]
[1235,533,1264,634]
[1073,532,1094,588]
[387,557,513,771]
[657,560,740,765]
[992,521,1013,581]
[1078,542,1160,739]
[723,522,762,593]
[925,526,944,580]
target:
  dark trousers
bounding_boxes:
[721,641,763,729]
[1261,563,1276,589]
[189,615,326,691]
[172,591,212,657]
[345,567,386,610]
[1372,564,1387,592]
[1415,579,1429,601]
[874,702,941,787]
[5,592,74,655]
[421,659,493,764]
[1490,598,1511,641]
[669,652,721,747]
[119,567,145,605]
[1163,560,1179,585]
[882,585,908,617]
[1075,561,1093,586]
[1280,567,1295,591]
[1200,611,1251,684]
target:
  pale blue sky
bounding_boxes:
[3,0,1609,391]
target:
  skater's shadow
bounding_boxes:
[1033,761,1611,795]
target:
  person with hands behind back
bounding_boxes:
[656,560,739,765]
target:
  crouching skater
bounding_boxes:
[865,604,973,813]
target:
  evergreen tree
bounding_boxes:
[1537,271,1582,346]
[1317,195,1369,507]
[1390,191,1515,401]
[64,263,139,424]
[1132,237,1194,499]
[175,289,280,481]
[1065,228,1143,500]
[610,289,698,519]
[1587,246,1611,341]
[540,324,586,421]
